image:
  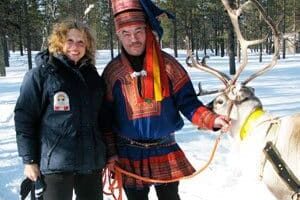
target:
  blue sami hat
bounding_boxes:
[139,0,175,39]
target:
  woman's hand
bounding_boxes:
[24,164,40,181]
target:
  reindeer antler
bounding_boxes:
[186,0,279,96]
[195,82,224,96]
[186,49,230,95]
[187,51,231,85]
[221,0,280,85]
[241,0,280,85]
[185,34,231,89]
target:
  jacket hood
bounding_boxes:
[35,50,50,68]
[35,50,94,71]
[54,54,92,69]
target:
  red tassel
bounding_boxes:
[143,25,169,100]
[143,26,154,99]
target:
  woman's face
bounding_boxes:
[62,29,87,64]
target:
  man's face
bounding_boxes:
[117,25,146,56]
[63,28,87,64]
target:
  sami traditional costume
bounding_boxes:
[102,0,219,189]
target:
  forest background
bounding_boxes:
[0,0,300,75]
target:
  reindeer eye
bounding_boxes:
[216,99,224,104]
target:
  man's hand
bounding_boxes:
[24,164,40,181]
[106,155,119,172]
[213,115,231,133]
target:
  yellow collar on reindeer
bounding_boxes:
[240,108,265,140]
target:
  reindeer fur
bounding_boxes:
[212,87,300,200]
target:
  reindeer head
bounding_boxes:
[186,0,280,122]
[207,84,263,121]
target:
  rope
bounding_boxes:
[102,167,123,200]
[103,134,222,200]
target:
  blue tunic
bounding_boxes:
[102,51,217,188]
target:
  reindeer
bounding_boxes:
[186,0,300,199]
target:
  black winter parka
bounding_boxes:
[15,50,106,174]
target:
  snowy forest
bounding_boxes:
[1,0,300,199]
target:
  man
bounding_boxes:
[102,0,230,199]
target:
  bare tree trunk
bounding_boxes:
[172,0,178,57]
[236,0,241,63]
[23,0,32,70]
[0,35,6,76]
[214,14,219,56]
[11,37,15,52]
[227,0,236,75]
[220,28,225,57]
[214,29,218,56]
[203,17,207,56]
[220,40,225,57]
[282,0,286,58]
[108,0,114,59]
[173,18,178,57]
[2,34,9,67]
[191,20,195,52]
[266,0,271,55]
[41,0,58,50]
[293,0,296,54]
[19,31,23,56]
[259,25,263,62]
[195,38,199,60]
[228,24,236,75]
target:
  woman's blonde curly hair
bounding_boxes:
[48,19,96,64]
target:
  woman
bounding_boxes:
[15,19,106,200]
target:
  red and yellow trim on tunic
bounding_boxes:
[164,53,189,93]
[121,78,161,120]
[102,58,128,101]
[192,107,217,130]
[119,147,195,188]
[103,52,191,120]
[103,55,162,120]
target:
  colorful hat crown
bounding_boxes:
[111,0,142,16]
[111,0,146,32]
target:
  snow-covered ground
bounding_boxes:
[1,49,299,200]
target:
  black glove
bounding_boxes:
[20,178,32,200]
[20,177,45,200]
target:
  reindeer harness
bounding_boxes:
[264,142,300,199]
[241,109,300,199]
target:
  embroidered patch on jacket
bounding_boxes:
[53,91,70,111]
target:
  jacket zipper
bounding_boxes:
[46,134,63,168]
